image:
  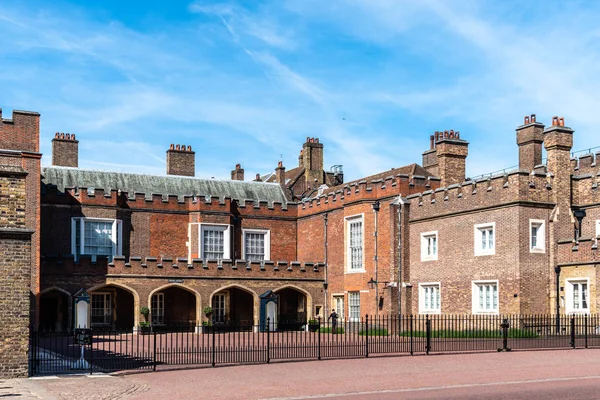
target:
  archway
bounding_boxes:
[274,286,310,331]
[210,285,257,330]
[149,285,199,331]
[88,283,136,331]
[39,288,71,331]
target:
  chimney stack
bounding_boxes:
[166,144,195,176]
[432,130,469,187]
[52,132,79,167]
[276,161,286,185]
[302,137,324,186]
[516,114,545,171]
[422,134,438,176]
[231,163,244,181]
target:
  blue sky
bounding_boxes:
[2,1,600,182]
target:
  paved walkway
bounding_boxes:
[7,349,600,399]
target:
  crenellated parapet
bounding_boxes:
[298,174,439,216]
[408,170,554,220]
[572,170,600,206]
[41,255,325,280]
[572,152,600,177]
[0,109,40,153]
[42,185,296,216]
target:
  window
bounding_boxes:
[151,293,164,325]
[474,223,495,256]
[242,229,270,261]
[345,215,364,272]
[420,231,438,261]
[596,220,600,238]
[199,224,231,260]
[472,281,498,314]
[212,293,226,323]
[566,279,589,314]
[348,292,360,322]
[530,219,545,253]
[71,218,122,261]
[91,293,111,325]
[333,295,345,321]
[419,283,441,314]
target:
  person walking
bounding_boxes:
[328,309,339,333]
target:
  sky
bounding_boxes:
[2,0,600,182]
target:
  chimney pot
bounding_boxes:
[187,145,192,151]
[524,116,530,124]
[170,144,174,150]
[531,114,536,123]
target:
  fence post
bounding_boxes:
[365,315,369,358]
[425,315,431,355]
[266,317,271,364]
[570,316,576,349]
[500,318,510,352]
[212,321,216,367]
[585,314,588,349]
[153,327,157,371]
[89,328,93,375]
[410,315,413,356]
[318,316,321,361]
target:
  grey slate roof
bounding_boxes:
[42,166,288,205]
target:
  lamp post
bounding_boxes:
[367,277,389,314]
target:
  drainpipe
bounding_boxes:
[324,213,329,318]
[372,201,380,316]
[555,265,561,332]
[397,200,403,319]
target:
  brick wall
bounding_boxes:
[0,167,33,378]
[166,144,195,176]
[51,133,78,167]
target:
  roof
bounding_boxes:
[315,163,434,197]
[42,166,289,205]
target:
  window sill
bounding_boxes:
[420,256,438,262]
[419,310,441,315]
[472,310,499,315]
[530,248,545,254]
[474,251,495,257]
[345,268,366,274]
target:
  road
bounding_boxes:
[20,348,600,399]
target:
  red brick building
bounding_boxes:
[3,108,600,346]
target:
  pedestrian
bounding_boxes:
[328,309,339,333]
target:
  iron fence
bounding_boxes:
[29,314,600,376]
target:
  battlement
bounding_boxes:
[42,185,296,214]
[572,151,600,176]
[299,173,438,215]
[0,108,40,153]
[571,171,600,206]
[41,255,325,280]
[408,170,554,220]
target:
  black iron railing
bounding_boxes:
[29,314,600,376]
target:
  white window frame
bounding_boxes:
[565,278,590,314]
[472,280,499,315]
[596,220,600,238]
[151,293,164,325]
[212,293,226,323]
[474,222,496,256]
[345,214,365,273]
[91,292,112,325]
[420,231,438,261]
[71,217,122,261]
[348,291,361,322]
[529,219,546,253]
[419,283,441,314]
[333,294,345,322]
[242,228,271,261]
[199,223,231,260]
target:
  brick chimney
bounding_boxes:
[166,144,195,177]
[433,130,469,187]
[231,164,244,181]
[422,134,438,176]
[52,132,79,167]
[516,114,545,171]
[276,161,286,185]
[302,137,324,187]
[544,116,573,241]
[298,149,304,168]
[254,173,262,182]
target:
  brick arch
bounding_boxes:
[87,282,140,326]
[148,284,201,326]
[39,287,73,330]
[273,284,314,320]
[209,284,260,325]
[40,286,72,297]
